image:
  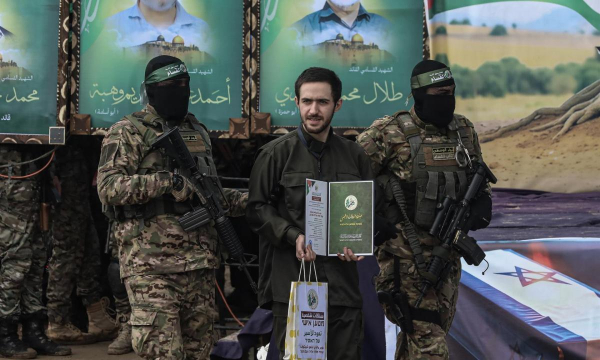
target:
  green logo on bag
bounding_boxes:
[307,289,318,310]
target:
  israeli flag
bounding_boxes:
[461,249,600,358]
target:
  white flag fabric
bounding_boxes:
[461,249,600,357]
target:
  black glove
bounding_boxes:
[466,192,493,231]
[374,215,398,246]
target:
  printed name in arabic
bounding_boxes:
[363,81,403,104]
[277,81,403,106]
[89,84,140,105]
[5,88,39,103]
[190,78,231,105]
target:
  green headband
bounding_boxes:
[410,68,453,89]
[144,61,189,85]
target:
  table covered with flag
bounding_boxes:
[448,241,600,359]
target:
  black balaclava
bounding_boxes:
[410,60,456,128]
[144,55,191,124]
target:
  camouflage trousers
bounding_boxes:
[109,237,131,321]
[0,178,45,320]
[375,247,461,360]
[125,269,216,360]
[46,172,103,324]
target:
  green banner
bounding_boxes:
[260,0,424,127]
[429,0,600,31]
[79,0,243,131]
[0,1,59,135]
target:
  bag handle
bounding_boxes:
[308,261,318,283]
[297,260,319,283]
[298,259,307,282]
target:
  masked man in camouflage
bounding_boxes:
[357,60,493,359]
[0,146,71,358]
[97,55,247,359]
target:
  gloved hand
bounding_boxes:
[374,215,398,246]
[466,192,493,231]
[171,173,195,202]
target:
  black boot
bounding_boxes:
[21,312,71,356]
[0,317,37,359]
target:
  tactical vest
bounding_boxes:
[397,112,480,229]
[103,111,222,221]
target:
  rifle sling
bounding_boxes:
[392,256,441,327]
[389,177,427,272]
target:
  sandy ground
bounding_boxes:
[480,116,600,193]
[36,341,138,360]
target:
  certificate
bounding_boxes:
[328,181,374,256]
[305,179,374,257]
[305,179,328,256]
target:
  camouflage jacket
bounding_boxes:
[97,106,247,278]
[357,107,486,259]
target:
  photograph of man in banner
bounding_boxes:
[260,0,422,127]
[104,0,212,59]
[289,0,394,64]
[0,2,59,134]
[79,0,242,131]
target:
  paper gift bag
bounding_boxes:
[284,260,328,360]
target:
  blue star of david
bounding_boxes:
[495,266,571,287]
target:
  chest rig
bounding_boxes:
[107,112,223,221]
[397,112,479,229]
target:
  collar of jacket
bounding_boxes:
[299,124,333,156]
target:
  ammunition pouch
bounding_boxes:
[453,231,485,266]
[103,197,193,222]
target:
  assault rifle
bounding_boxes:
[152,127,257,294]
[414,161,497,307]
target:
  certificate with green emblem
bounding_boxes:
[305,179,374,257]
[328,181,374,257]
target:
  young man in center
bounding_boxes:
[247,67,395,359]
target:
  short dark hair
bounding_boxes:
[295,67,342,103]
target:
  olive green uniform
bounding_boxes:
[247,126,373,360]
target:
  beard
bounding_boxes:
[329,0,361,10]
[140,0,177,12]
[301,110,335,137]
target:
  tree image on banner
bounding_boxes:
[429,0,600,193]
